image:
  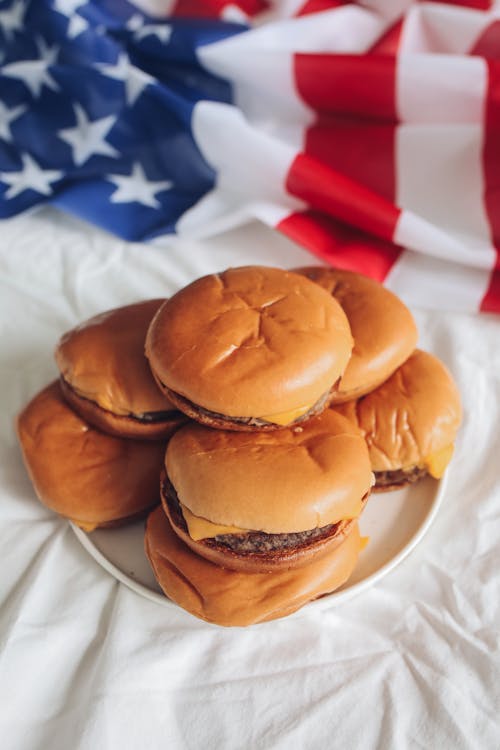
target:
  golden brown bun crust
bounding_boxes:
[145,507,362,626]
[55,299,175,417]
[154,378,337,432]
[333,350,462,472]
[145,266,353,417]
[17,381,166,529]
[165,409,372,533]
[60,377,187,441]
[161,474,362,572]
[294,266,418,403]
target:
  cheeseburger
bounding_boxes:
[334,350,462,490]
[160,409,373,573]
[295,266,418,403]
[55,299,185,440]
[17,381,166,531]
[145,507,364,626]
[145,266,353,430]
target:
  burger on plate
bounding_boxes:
[56,299,185,440]
[145,266,353,431]
[17,381,166,531]
[160,409,373,572]
[294,266,418,403]
[334,350,462,490]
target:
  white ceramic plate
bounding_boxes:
[70,474,446,615]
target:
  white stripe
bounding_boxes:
[198,6,387,126]
[392,121,494,311]
[199,45,312,125]
[397,55,487,124]
[399,4,495,54]
[176,190,252,237]
[128,0,177,16]
[178,101,305,237]
[396,124,491,243]
[191,101,301,204]
[384,251,492,313]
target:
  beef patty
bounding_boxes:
[374,465,428,491]
[162,473,360,555]
[156,381,338,432]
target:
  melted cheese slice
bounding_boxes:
[260,402,314,426]
[181,503,249,540]
[71,518,98,533]
[424,443,454,479]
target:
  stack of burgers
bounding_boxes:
[17,266,462,626]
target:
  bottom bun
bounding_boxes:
[144,506,362,626]
[60,377,186,441]
[161,471,362,573]
[17,381,167,530]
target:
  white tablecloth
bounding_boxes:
[1,208,499,750]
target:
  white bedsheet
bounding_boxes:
[1,208,499,750]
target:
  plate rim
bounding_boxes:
[70,473,447,616]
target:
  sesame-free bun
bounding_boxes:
[145,507,363,626]
[295,267,418,403]
[17,382,166,531]
[334,350,462,488]
[55,299,182,440]
[163,409,372,571]
[145,267,353,427]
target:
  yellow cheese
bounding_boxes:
[424,444,454,479]
[260,403,314,426]
[360,536,370,551]
[181,503,249,540]
[71,518,98,533]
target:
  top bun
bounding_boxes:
[165,409,372,534]
[55,299,174,417]
[146,266,353,418]
[295,267,418,402]
[334,350,462,473]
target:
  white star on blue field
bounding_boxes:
[0,0,247,240]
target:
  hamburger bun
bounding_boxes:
[333,350,462,490]
[17,381,166,531]
[162,409,372,572]
[294,266,418,403]
[145,506,363,626]
[55,299,185,440]
[145,266,353,430]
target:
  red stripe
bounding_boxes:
[369,21,402,56]
[294,54,397,122]
[427,0,491,8]
[286,153,400,241]
[305,116,395,202]
[480,60,500,312]
[295,0,349,17]
[171,0,268,17]
[470,21,500,59]
[277,212,402,282]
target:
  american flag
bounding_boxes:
[1,0,500,314]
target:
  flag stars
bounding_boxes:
[107,163,172,209]
[0,153,63,200]
[95,53,156,106]
[126,14,145,32]
[134,24,172,44]
[52,0,87,13]
[0,101,26,142]
[58,103,119,165]
[0,1,26,42]
[2,37,59,97]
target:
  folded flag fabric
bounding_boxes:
[1,0,499,313]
